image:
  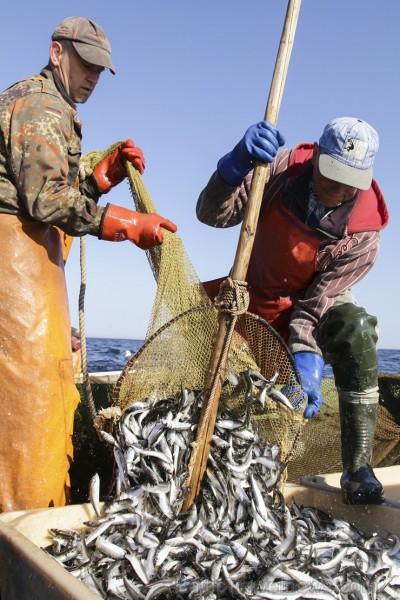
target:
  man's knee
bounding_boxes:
[318,302,378,391]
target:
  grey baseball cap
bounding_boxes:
[318,117,379,190]
[52,16,116,74]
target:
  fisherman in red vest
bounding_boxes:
[197,117,389,505]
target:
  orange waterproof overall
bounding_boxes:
[0,215,79,512]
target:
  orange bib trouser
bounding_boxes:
[0,215,79,512]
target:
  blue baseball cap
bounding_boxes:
[318,117,379,190]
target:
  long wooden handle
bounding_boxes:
[231,0,302,280]
[181,0,302,512]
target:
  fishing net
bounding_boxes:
[80,146,306,474]
[117,163,309,473]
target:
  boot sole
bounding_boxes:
[341,488,386,505]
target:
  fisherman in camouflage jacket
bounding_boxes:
[0,16,176,512]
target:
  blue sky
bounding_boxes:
[1,1,399,347]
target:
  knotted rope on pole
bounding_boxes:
[214,277,250,316]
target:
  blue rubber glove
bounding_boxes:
[217,121,286,186]
[294,352,325,419]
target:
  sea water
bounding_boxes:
[85,338,400,376]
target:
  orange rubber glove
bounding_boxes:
[92,140,145,194]
[99,204,177,249]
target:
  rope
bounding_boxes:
[77,142,124,425]
[183,306,239,503]
[78,235,96,422]
[186,283,248,477]
[202,315,237,417]
[214,277,250,316]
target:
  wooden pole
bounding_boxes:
[181,0,302,512]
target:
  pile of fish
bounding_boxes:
[46,371,400,599]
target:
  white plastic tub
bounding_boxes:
[0,504,100,600]
[0,467,400,598]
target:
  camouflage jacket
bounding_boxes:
[0,68,104,236]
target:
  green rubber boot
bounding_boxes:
[319,302,384,505]
[339,398,385,505]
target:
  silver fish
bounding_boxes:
[46,374,400,599]
[88,472,101,518]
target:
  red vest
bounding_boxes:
[204,145,388,341]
